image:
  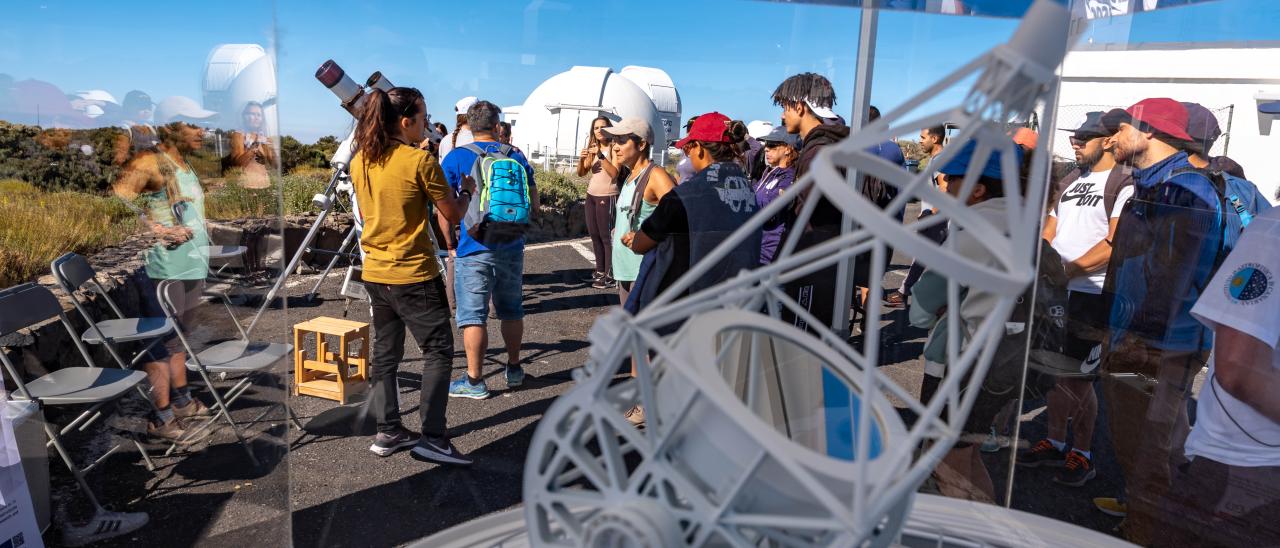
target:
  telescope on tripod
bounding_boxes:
[242,60,395,336]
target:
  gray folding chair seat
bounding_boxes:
[79,317,174,344]
[22,367,148,405]
[190,340,292,374]
[157,279,301,467]
[0,282,153,526]
[52,253,175,370]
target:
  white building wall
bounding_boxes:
[1058,47,1280,202]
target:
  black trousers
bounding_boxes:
[366,277,454,437]
[585,194,616,277]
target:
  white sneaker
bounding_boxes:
[61,510,149,547]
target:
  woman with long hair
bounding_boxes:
[577,115,622,288]
[603,118,675,307]
[224,101,276,189]
[349,86,475,465]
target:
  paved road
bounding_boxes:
[74,228,1134,547]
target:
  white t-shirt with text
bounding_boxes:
[1049,167,1134,294]
[1187,206,1280,467]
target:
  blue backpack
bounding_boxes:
[1170,167,1271,260]
[461,143,532,244]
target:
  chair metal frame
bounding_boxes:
[0,283,156,515]
[156,279,302,468]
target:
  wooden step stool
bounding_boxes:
[293,316,370,404]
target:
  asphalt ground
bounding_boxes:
[50,209,1145,547]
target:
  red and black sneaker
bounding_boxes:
[1054,450,1097,487]
[1016,439,1067,468]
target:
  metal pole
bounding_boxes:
[1223,104,1234,156]
[305,223,360,301]
[832,4,878,338]
[244,168,345,337]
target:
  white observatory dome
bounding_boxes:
[202,44,278,134]
[619,65,681,143]
[511,66,669,169]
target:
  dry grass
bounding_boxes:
[0,180,139,287]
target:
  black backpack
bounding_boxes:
[986,240,1073,394]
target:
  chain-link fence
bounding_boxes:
[1052,103,1234,161]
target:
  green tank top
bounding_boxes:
[611,169,657,282]
[144,154,210,280]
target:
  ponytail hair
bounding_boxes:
[354,86,424,164]
[698,119,750,164]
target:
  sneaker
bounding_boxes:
[449,377,490,399]
[61,510,149,547]
[411,437,473,466]
[1093,497,1128,517]
[979,427,1001,453]
[884,292,908,308]
[624,404,646,427]
[592,277,616,289]
[1054,450,1097,487]
[148,419,193,445]
[505,365,525,387]
[1016,439,1067,468]
[590,271,605,282]
[173,398,212,420]
[369,426,421,457]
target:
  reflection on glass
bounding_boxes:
[715,328,884,461]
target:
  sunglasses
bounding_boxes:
[1069,135,1103,147]
[607,134,638,145]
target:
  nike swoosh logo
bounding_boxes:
[429,443,452,455]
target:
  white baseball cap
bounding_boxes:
[155,96,217,123]
[601,117,654,144]
[746,120,774,140]
[455,96,478,113]
[804,98,837,120]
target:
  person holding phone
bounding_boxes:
[578,115,621,289]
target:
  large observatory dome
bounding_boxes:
[202,44,278,133]
[511,66,670,168]
[619,66,681,142]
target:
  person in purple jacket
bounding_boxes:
[755,127,800,264]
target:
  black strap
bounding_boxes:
[627,165,655,231]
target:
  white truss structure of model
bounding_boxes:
[425,2,1118,547]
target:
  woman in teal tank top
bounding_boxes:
[602,117,675,307]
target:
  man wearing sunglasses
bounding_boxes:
[1016,111,1133,488]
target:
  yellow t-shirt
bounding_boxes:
[351,144,453,285]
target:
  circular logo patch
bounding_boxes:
[1224,263,1273,305]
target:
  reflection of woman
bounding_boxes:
[577,116,621,289]
[225,101,275,189]
[112,121,213,443]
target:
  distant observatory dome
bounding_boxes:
[202,44,278,133]
[511,66,676,169]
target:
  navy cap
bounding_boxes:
[938,140,1023,180]
[1059,111,1111,139]
[1260,101,1280,115]
[1181,102,1221,155]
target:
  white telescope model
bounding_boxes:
[421,1,1133,546]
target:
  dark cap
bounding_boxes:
[1260,101,1280,115]
[938,140,1023,180]
[1180,102,1221,155]
[1059,111,1111,139]
[122,90,153,112]
[1100,98,1192,141]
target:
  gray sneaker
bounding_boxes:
[411,437,473,466]
[61,510,149,547]
[369,427,421,457]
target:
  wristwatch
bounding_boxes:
[459,189,472,199]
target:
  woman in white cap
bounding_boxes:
[604,117,675,308]
[438,96,477,160]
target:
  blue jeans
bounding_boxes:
[454,248,525,328]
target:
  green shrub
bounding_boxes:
[0,180,139,287]
[204,170,330,220]
[535,170,587,210]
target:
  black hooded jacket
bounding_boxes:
[794,123,850,229]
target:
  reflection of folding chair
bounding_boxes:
[0,283,151,537]
[156,279,300,467]
[51,253,174,374]
[202,245,248,280]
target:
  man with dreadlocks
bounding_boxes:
[772,72,852,334]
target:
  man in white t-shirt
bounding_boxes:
[1017,111,1134,488]
[1156,204,1280,546]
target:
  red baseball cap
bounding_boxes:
[675,112,732,149]
[1110,98,1193,141]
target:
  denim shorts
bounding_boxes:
[454,248,524,327]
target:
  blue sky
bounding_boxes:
[2,0,1276,143]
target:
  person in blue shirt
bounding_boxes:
[1096,98,1224,546]
[439,100,539,400]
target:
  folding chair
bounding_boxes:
[0,283,151,536]
[156,279,300,467]
[50,253,175,375]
